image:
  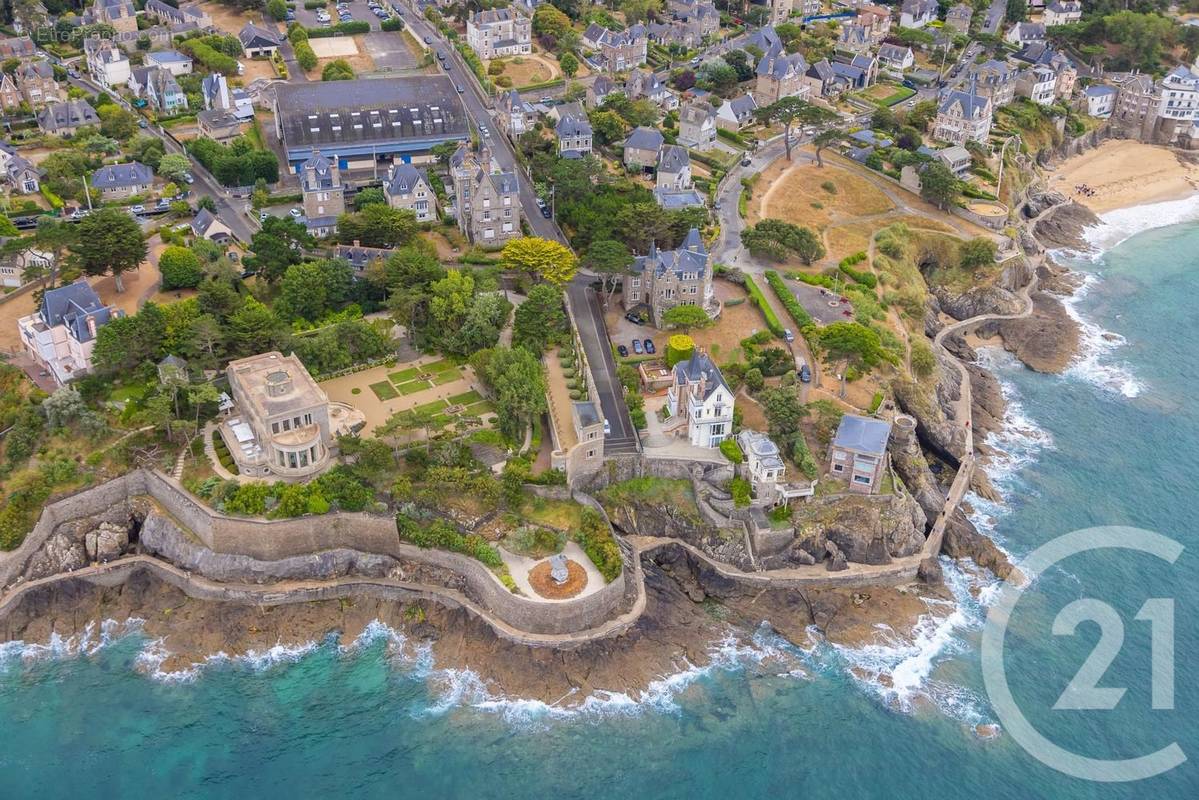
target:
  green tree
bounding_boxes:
[583,238,633,303]
[919,161,960,210]
[755,97,837,161]
[501,236,578,286]
[587,109,627,145]
[512,284,567,355]
[227,297,287,355]
[336,205,418,248]
[322,59,356,81]
[741,219,825,264]
[246,217,313,282]
[959,237,998,270]
[619,0,662,24]
[661,304,713,331]
[266,0,287,19]
[159,245,203,289]
[1006,0,1028,23]
[70,208,147,292]
[275,258,354,322]
[157,153,191,183]
[92,303,167,373]
[472,346,548,441]
[533,4,572,38]
[97,105,137,140]
[354,186,386,210]
[814,321,886,374]
[559,51,578,78]
[906,100,938,133]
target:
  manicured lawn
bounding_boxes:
[432,370,461,385]
[465,400,495,415]
[388,367,421,383]
[369,381,398,401]
[398,380,430,395]
[413,398,449,415]
[421,358,452,372]
[108,382,152,403]
[449,389,483,405]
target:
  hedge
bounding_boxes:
[307,21,370,37]
[40,184,64,210]
[743,274,785,338]
[303,0,325,7]
[381,16,403,31]
[719,437,744,464]
[765,270,814,329]
[838,251,876,288]
[716,127,746,147]
[293,39,317,70]
[180,40,238,75]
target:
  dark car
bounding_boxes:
[624,312,643,325]
[423,35,432,43]
[540,203,551,219]
[632,339,643,355]
[799,365,812,383]
[643,339,655,354]
[617,345,629,358]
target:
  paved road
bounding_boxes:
[398,2,635,452]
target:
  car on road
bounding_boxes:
[783,328,794,343]
[455,83,465,93]
[799,364,812,383]
[632,339,643,355]
[539,96,553,104]
[130,204,145,215]
[643,339,655,354]
[259,211,269,221]
[423,35,432,43]
[741,156,751,167]
[289,207,303,218]
[69,209,89,220]
[67,67,78,78]
[138,119,148,129]
[603,419,611,436]
[182,172,194,184]
[437,51,446,61]
[617,344,629,358]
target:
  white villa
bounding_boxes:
[735,429,814,505]
[17,279,122,385]
[221,351,338,480]
[669,350,734,448]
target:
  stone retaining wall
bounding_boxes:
[5,470,630,637]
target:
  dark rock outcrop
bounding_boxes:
[1033,201,1100,251]
[789,491,926,566]
[917,557,943,585]
[604,494,752,571]
[940,509,1013,580]
[893,355,969,464]
[933,284,1025,321]
[978,292,1080,373]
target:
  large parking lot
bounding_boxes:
[362,31,420,70]
[293,0,386,32]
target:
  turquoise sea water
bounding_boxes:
[3,223,1199,799]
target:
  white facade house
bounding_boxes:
[466,8,531,60]
[877,44,914,72]
[668,351,734,448]
[1083,84,1116,118]
[83,36,131,89]
[1043,0,1082,26]
[17,279,123,384]
[899,0,937,29]
[1157,65,1199,125]
[735,430,814,505]
[1017,65,1058,105]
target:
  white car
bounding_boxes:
[289,208,303,218]
[130,204,146,215]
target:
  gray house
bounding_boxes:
[623,126,664,171]
[91,161,154,200]
[828,414,892,494]
[36,100,100,136]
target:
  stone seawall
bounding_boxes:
[3,470,632,639]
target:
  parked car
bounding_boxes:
[617,345,629,358]
[138,119,148,129]
[67,67,78,78]
[541,204,551,219]
[228,251,240,262]
[182,172,194,184]
[783,328,794,343]
[130,204,145,215]
[632,339,643,355]
[289,207,303,218]
[624,312,643,325]
[799,364,812,383]
[155,198,170,210]
[259,211,269,221]
[437,51,446,61]
[643,339,655,354]
[423,35,432,43]
[603,419,611,436]
[741,156,751,167]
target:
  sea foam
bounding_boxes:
[1082,192,1199,253]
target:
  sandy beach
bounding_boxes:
[1046,140,1199,214]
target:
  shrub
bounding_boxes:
[743,274,784,337]
[790,434,819,480]
[381,16,404,32]
[719,437,744,464]
[729,476,751,507]
[159,245,203,289]
[293,39,317,70]
[764,270,813,330]
[573,508,622,582]
[820,180,837,194]
[665,333,695,366]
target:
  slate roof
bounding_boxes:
[190,207,221,236]
[37,100,100,133]
[673,350,729,402]
[657,143,689,173]
[146,50,192,66]
[832,414,892,456]
[756,44,807,80]
[1085,84,1116,97]
[239,22,282,49]
[624,125,664,151]
[878,44,911,63]
[39,279,119,344]
[300,152,338,191]
[384,163,429,195]
[938,86,990,118]
[727,93,758,118]
[274,77,469,153]
[91,161,153,189]
[556,113,592,137]
[633,226,707,279]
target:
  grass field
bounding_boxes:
[753,163,895,231]
[370,381,398,400]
